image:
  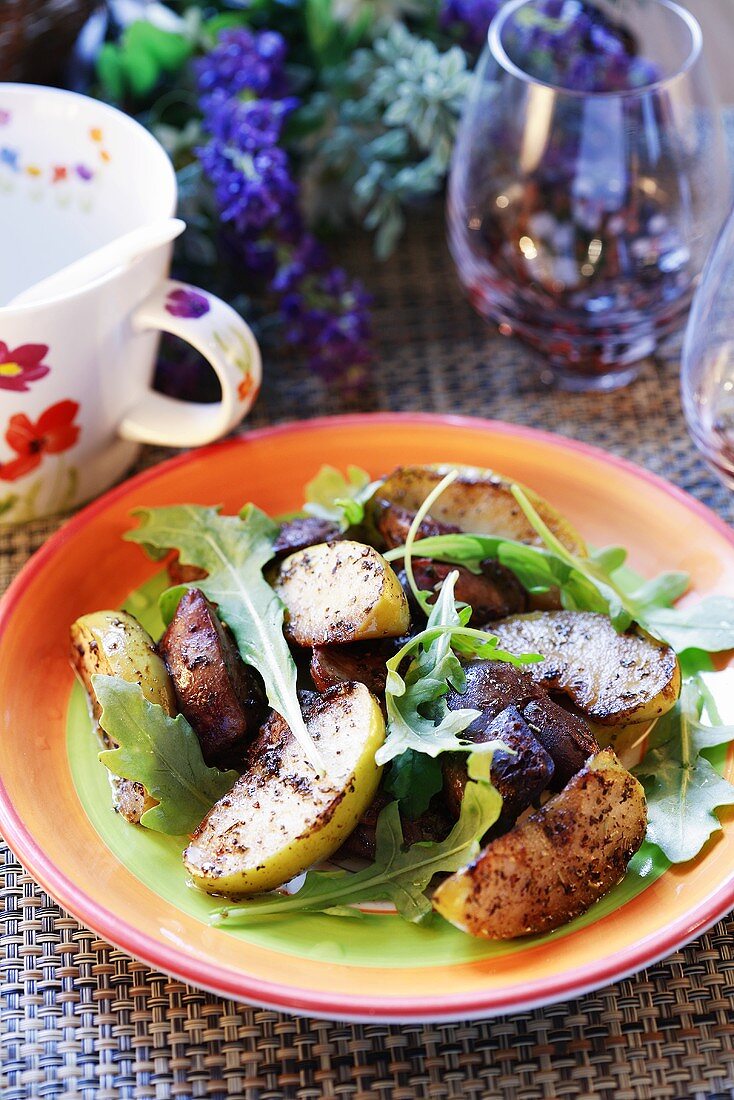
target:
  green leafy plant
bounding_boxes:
[97,21,194,101]
[307,21,473,256]
[213,756,502,924]
[96,675,237,835]
[633,676,734,863]
[302,464,377,529]
[125,502,327,773]
[384,488,734,657]
[376,572,539,767]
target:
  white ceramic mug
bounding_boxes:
[0,84,261,523]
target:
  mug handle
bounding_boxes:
[118,280,261,447]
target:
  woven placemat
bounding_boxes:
[2,210,734,1100]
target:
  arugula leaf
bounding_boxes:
[303,464,377,530]
[375,573,540,767]
[403,469,460,612]
[641,599,734,655]
[383,750,444,818]
[633,677,734,863]
[387,489,729,658]
[125,502,326,774]
[95,675,237,835]
[212,767,502,925]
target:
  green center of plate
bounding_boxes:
[67,570,670,969]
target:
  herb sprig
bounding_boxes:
[376,572,540,768]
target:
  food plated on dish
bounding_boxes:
[3,414,734,1020]
[68,459,734,942]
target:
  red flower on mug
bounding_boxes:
[0,342,51,392]
[237,374,258,402]
[0,399,80,481]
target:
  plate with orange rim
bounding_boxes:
[1,412,733,1023]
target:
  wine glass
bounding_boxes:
[681,205,734,489]
[448,0,730,391]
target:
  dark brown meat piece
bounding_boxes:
[409,558,527,624]
[159,588,266,765]
[273,516,343,558]
[338,792,452,861]
[446,661,543,724]
[167,552,207,586]
[522,698,599,789]
[447,660,598,790]
[442,705,554,835]
[376,502,461,550]
[310,642,394,699]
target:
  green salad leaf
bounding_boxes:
[212,764,502,925]
[125,502,327,774]
[95,675,238,835]
[385,484,733,657]
[641,600,734,655]
[375,573,540,767]
[383,746,445,818]
[303,464,377,530]
[633,676,734,863]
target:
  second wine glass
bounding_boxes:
[448,0,730,390]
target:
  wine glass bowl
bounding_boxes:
[682,208,734,490]
[448,0,730,391]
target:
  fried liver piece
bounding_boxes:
[167,552,207,586]
[310,641,394,698]
[159,588,266,765]
[447,660,598,790]
[376,502,461,550]
[409,557,527,624]
[522,698,599,789]
[273,517,343,558]
[338,792,453,861]
[442,705,555,835]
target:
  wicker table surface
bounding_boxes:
[2,213,734,1100]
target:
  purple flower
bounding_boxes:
[440,0,503,51]
[194,26,373,387]
[197,138,299,236]
[165,287,210,319]
[195,28,290,100]
[274,235,372,387]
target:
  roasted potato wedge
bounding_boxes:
[184,682,385,895]
[433,749,646,938]
[159,588,266,765]
[370,465,587,555]
[70,610,176,824]
[275,540,410,646]
[492,611,680,728]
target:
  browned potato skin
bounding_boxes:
[491,611,680,727]
[159,588,266,764]
[167,552,207,587]
[432,749,646,939]
[371,466,587,556]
